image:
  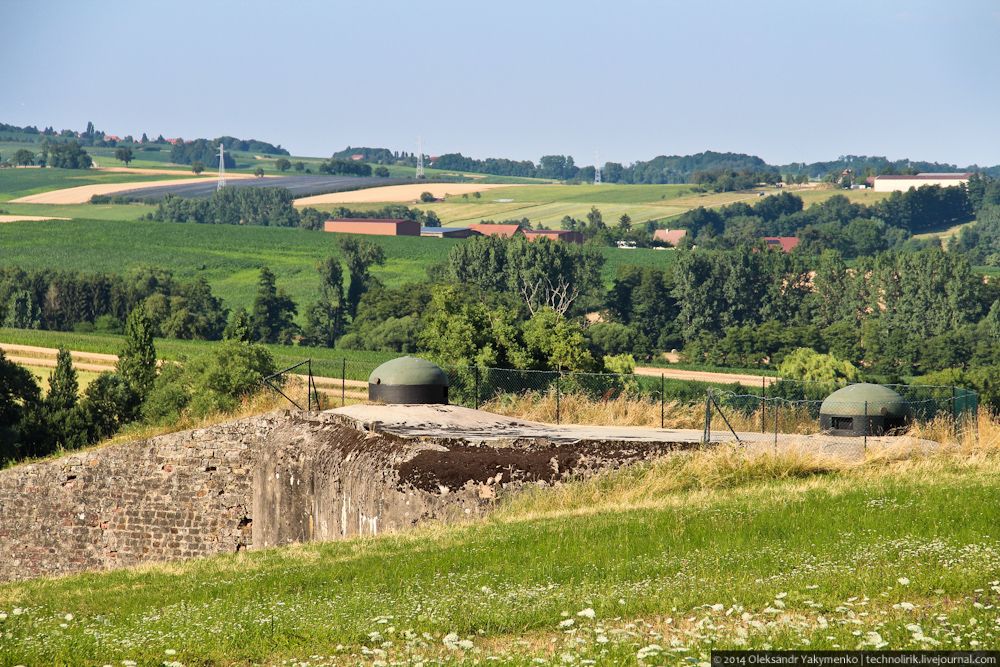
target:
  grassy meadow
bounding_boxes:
[1,435,997,665]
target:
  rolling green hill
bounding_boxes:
[1,443,997,664]
[0,217,677,317]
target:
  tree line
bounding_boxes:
[0,309,277,466]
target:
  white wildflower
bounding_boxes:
[576,608,595,619]
[164,649,177,656]
[0,613,7,621]
[596,635,609,644]
[897,577,910,586]
[12,608,23,615]
[897,602,915,610]
[64,613,73,621]
[709,604,724,612]
[458,639,474,650]
[637,644,662,660]
[560,653,575,664]
[775,592,787,599]
[559,618,575,628]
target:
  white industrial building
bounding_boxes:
[871,172,972,192]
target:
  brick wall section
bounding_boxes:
[0,415,281,583]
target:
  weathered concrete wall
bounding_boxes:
[252,413,686,548]
[0,410,689,582]
[0,415,281,582]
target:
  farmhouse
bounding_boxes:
[523,229,584,244]
[469,223,524,238]
[653,229,687,247]
[323,218,420,236]
[762,236,799,252]
[872,172,972,192]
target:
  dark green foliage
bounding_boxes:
[149,188,300,227]
[44,348,88,451]
[951,205,1000,265]
[223,308,254,342]
[170,139,235,168]
[339,238,386,320]
[585,322,648,358]
[3,289,39,329]
[339,283,432,353]
[250,267,298,344]
[605,266,680,351]
[216,136,288,155]
[318,158,372,177]
[142,340,277,422]
[117,308,157,408]
[13,148,34,166]
[275,158,291,172]
[114,146,133,166]
[300,257,347,348]
[0,349,43,463]
[0,266,227,340]
[42,140,93,168]
[447,236,605,316]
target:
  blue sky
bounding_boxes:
[5,0,999,166]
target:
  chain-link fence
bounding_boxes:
[262,359,979,439]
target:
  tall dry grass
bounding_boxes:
[482,390,819,433]
[497,405,1000,521]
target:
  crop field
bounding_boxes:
[0,168,193,202]
[0,219,676,315]
[1,440,998,664]
[314,184,880,229]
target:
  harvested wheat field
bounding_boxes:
[11,173,258,204]
[294,182,522,205]
[0,214,71,223]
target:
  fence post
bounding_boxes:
[773,399,779,450]
[761,376,766,433]
[952,386,957,439]
[474,366,480,410]
[307,359,313,412]
[555,372,561,425]
[341,358,346,407]
[702,389,712,443]
[660,373,666,428]
[863,400,868,453]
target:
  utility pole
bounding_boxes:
[217,143,226,190]
[416,136,424,179]
[594,151,601,185]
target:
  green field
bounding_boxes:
[0,328,395,381]
[1,446,997,664]
[0,218,677,316]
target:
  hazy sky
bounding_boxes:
[5,0,999,166]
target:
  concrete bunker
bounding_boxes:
[819,383,910,436]
[368,356,448,404]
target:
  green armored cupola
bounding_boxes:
[819,383,910,436]
[368,356,449,404]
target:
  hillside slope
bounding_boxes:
[1,435,998,665]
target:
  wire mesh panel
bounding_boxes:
[262,358,979,438]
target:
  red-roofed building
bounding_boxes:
[469,223,524,238]
[324,218,420,236]
[523,229,584,244]
[762,236,800,253]
[653,229,687,247]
